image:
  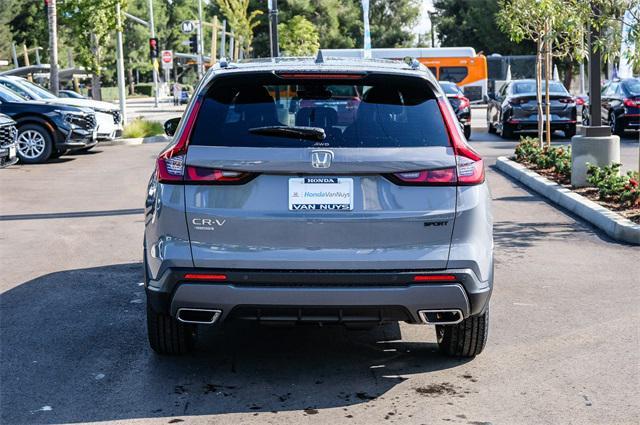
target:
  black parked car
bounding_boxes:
[440,81,472,139]
[0,85,97,163]
[0,113,18,168]
[582,78,640,135]
[486,79,577,139]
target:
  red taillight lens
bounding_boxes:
[457,95,470,109]
[183,273,227,281]
[156,97,202,183]
[575,97,585,106]
[413,274,457,282]
[392,168,457,185]
[558,97,575,104]
[623,98,640,107]
[437,98,485,185]
[185,166,254,184]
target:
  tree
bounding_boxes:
[433,0,536,54]
[59,0,123,99]
[278,15,319,56]
[590,0,640,73]
[367,0,421,48]
[497,0,585,146]
[215,0,263,54]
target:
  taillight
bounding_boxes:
[156,97,202,183]
[437,98,485,185]
[575,97,585,106]
[184,166,254,184]
[509,97,525,105]
[623,98,640,107]
[391,168,457,185]
[558,97,575,104]
[457,95,470,110]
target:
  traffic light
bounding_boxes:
[149,38,159,59]
[188,35,198,54]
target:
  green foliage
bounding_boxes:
[514,137,571,181]
[216,0,263,52]
[433,0,535,54]
[122,118,164,138]
[587,164,640,207]
[58,0,123,76]
[278,15,319,56]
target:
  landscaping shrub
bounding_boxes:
[587,164,640,208]
[514,137,571,181]
[122,119,163,138]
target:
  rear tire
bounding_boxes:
[610,114,624,136]
[464,125,471,140]
[147,301,196,355]
[564,125,576,138]
[436,309,489,358]
[500,121,515,139]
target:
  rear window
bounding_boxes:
[513,81,568,94]
[623,79,640,96]
[190,73,450,148]
[439,82,460,95]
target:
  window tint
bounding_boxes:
[623,79,640,96]
[439,67,468,83]
[190,74,449,148]
[439,82,460,95]
[513,81,567,94]
[603,83,618,97]
[0,81,31,99]
[0,85,25,102]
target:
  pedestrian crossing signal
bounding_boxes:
[149,38,159,59]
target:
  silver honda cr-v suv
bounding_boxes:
[144,56,493,357]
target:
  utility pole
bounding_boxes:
[148,0,159,107]
[268,0,279,58]
[197,0,204,78]
[46,0,59,95]
[362,0,371,58]
[115,0,127,124]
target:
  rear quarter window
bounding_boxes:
[190,73,450,149]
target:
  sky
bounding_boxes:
[413,0,435,36]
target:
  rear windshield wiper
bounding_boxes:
[248,125,326,141]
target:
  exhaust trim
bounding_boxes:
[176,308,222,325]
[418,309,464,325]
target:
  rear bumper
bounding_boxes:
[145,267,493,324]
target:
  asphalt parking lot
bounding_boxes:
[1,120,639,425]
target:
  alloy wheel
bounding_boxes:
[17,130,46,159]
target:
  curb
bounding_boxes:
[99,135,169,146]
[495,156,640,245]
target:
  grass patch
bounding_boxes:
[122,119,164,138]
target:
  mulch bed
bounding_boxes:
[514,159,640,225]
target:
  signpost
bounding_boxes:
[161,50,173,69]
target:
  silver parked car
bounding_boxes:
[144,56,493,357]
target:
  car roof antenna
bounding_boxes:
[315,50,324,64]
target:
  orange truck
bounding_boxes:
[322,47,488,103]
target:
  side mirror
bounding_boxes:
[164,117,180,137]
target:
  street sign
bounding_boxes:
[181,20,195,34]
[161,50,173,70]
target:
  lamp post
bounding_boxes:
[115,0,127,124]
[268,0,279,58]
[148,0,159,108]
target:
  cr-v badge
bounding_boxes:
[192,218,226,231]
[311,150,333,168]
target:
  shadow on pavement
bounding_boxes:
[0,263,469,424]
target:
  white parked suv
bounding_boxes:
[0,76,123,143]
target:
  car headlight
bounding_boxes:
[61,111,89,128]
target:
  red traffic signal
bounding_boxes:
[149,38,159,59]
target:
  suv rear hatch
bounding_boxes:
[157,71,484,270]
